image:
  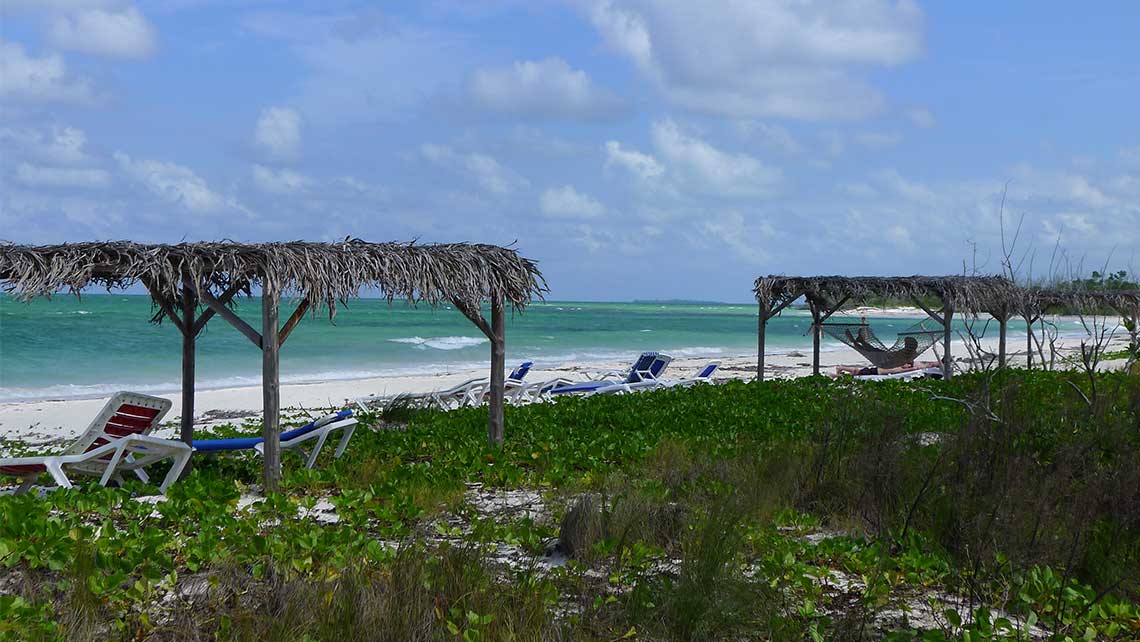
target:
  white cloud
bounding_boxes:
[604,141,664,179]
[1007,165,1116,209]
[589,1,653,69]
[843,182,879,198]
[651,119,782,197]
[906,107,937,128]
[115,152,235,213]
[540,185,606,219]
[469,57,625,120]
[1053,212,1096,235]
[854,131,903,149]
[588,0,923,120]
[420,144,526,195]
[735,122,804,154]
[243,11,469,125]
[702,211,771,263]
[252,164,310,194]
[2,1,124,12]
[253,107,302,161]
[875,168,936,203]
[0,39,97,104]
[0,125,93,164]
[48,7,157,60]
[14,163,111,189]
[885,225,915,250]
[1062,175,1113,208]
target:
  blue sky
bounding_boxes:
[1,1,1137,302]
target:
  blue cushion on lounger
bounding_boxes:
[192,436,263,452]
[549,381,609,395]
[509,361,533,381]
[193,409,353,452]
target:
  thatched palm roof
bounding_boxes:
[1021,288,1140,316]
[0,240,547,313]
[754,275,1017,313]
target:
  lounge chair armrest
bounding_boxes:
[117,434,193,451]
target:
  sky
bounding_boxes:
[1,1,1138,302]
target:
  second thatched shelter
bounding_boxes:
[753,275,1018,379]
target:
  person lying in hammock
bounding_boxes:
[843,329,921,362]
[843,316,874,349]
[833,359,941,377]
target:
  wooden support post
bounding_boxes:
[180,278,196,446]
[757,303,767,381]
[261,284,281,492]
[488,299,506,446]
[942,297,955,380]
[756,295,798,382]
[809,300,822,376]
[997,314,1008,369]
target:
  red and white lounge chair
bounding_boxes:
[0,392,191,495]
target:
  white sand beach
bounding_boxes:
[1,322,1132,448]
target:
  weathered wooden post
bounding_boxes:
[997,314,1008,369]
[942,296,955,380]
[488,299,506,445]
[180,276,196,446]
[261,282,281,492]
[757,303,768,381]
[809,299,822,376]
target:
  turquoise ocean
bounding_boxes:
[0,295,1033,402]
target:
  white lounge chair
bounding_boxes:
[0,392,191,495]
[354,378,479,412]
[355,362,535,412]
[192,409,358,469]
[539,353,674,399]
[587,361,720,396]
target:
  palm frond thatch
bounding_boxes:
[0,240,547,316]
[754,275,1017,313]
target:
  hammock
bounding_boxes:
[821,319,942,369]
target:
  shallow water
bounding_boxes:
[0,295,1030,401]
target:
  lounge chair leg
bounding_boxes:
[306,432,330,468]
[134,468,150,483]
[333,425,356,459]
[99,447,128,487]
[45,460,73,489]
[160,448,192,493]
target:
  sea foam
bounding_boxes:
[387,336,488,350]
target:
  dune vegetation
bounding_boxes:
[2,370,1139,641]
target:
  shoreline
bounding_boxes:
[1,328,1131,448]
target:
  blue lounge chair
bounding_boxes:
[587,361,720,396]
[548,352,673,396]
[509,361,533,382]
[193,409,357,469]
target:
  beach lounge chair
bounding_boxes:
[192,409,357,469]
[0,392,190,495]
[856,366,944,382]
[355,378,481,412]
[466,361,536,407]
[548,352,673,396]
[355,362,534,412]
[445,361,536,409]
[587,361,720,396]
